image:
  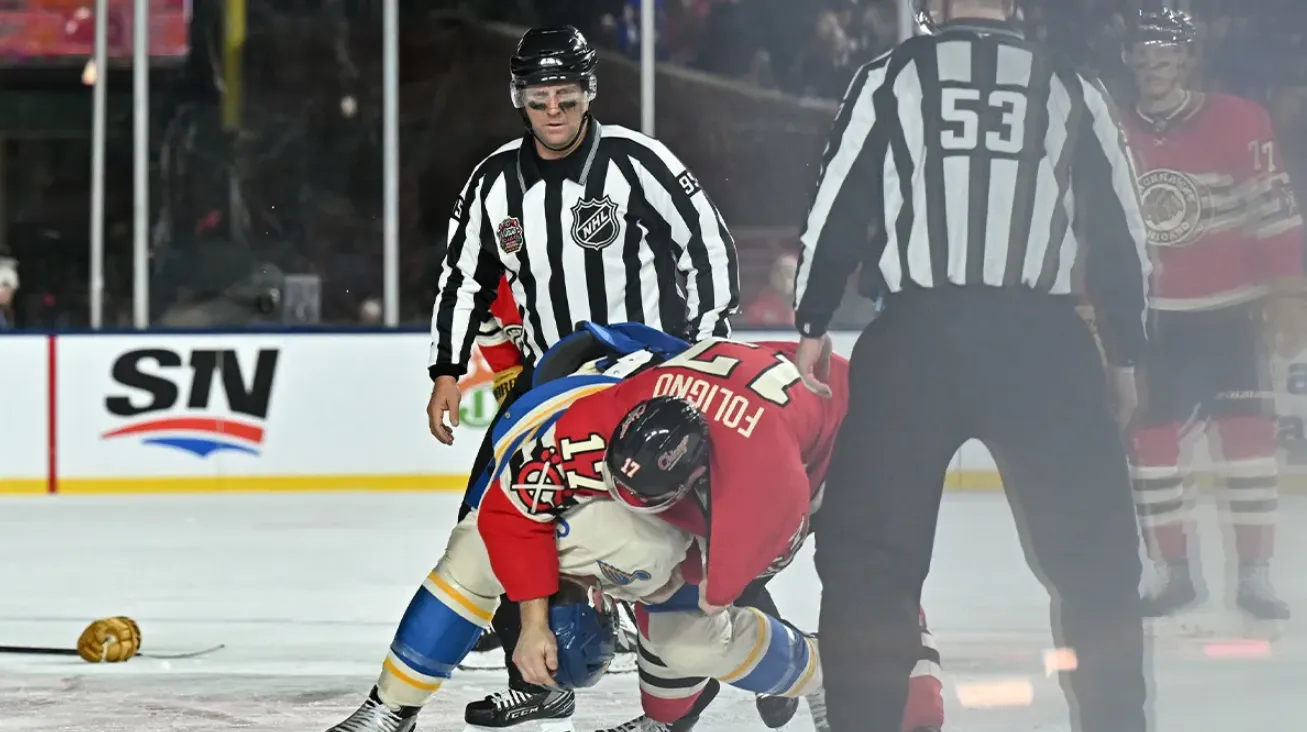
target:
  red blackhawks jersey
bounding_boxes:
[1121,93,1303,311]
[477,338,850,606]
[475,276,526,373]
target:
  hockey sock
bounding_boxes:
[903,611,944,732]
[718,608,821,698]
[1211,415,1279,560]
[1129,423,1191,560]
[378,569,497,709]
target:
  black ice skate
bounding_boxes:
[464,686,575,728]
[1141,560,1200,617]
[326,687,418,732]
[755,694,799,728]
[592,718,672,732]
[1236,561,1291,621]
[473,629,503,652]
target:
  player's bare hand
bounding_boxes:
[428,376,462,445]
[1110,367,1138,429]
[513,622,559,687]
[795,334,833,398]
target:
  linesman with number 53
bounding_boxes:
[789,2,1154,731]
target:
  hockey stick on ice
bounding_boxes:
[0,643,226,660]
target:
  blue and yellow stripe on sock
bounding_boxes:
[382,570,497,702]
[719,609,820,697]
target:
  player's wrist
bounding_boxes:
[519,597,551,630]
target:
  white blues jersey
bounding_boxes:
[554,500,694,603]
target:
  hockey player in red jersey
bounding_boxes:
[478,336,944,732]
[1120,10,1306,621]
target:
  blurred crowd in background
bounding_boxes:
[0,0,1306,331]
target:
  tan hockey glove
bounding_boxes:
[492,365,524,406]
[77,616,141,663]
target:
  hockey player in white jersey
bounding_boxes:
[324,492,826,731]
[326,356,828,732]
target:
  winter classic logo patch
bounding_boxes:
[570,196,620,250]
[1138,169,1203,246]
[497,217,524,254]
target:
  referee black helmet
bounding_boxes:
[509,27,597,151]
[603,397,710,514]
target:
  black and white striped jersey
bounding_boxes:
[795,19,1151,365]
[430,120,739,378]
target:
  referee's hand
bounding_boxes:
[1110,367,1138,430]
[795,335,833,399]
[428,376,462,445]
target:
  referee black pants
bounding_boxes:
[816,287,1147,732]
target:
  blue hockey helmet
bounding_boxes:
[549,583,617,689]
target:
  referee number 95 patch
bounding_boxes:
[677,170,702,198]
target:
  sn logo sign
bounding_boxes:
[101,348,280,458]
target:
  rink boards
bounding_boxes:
[2,330,1307,495]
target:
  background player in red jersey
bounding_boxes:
[1120,10,1307,621]
[478,337,944,732]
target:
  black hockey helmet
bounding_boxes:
[603,397,710,514]
[509,26,598,109]
[1126,8,1198,50]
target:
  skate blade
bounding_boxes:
[460,723,574,732]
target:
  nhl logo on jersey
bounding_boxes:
[497,217,525,254]
[570,196,621,250]
[1138,168,1203,246]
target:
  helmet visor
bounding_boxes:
[510,73,597,109]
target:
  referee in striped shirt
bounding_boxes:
[423,26,741,729]
[792,2,1152,731]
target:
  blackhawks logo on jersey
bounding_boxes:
[510,444,576,514]
[1138,168,1204,246]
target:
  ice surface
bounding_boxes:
[1,491,1303,731]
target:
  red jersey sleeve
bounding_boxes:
[477,389,620,601]
[478,484,560,601]
[477,276,525,374]
[1242,103,1304,280]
